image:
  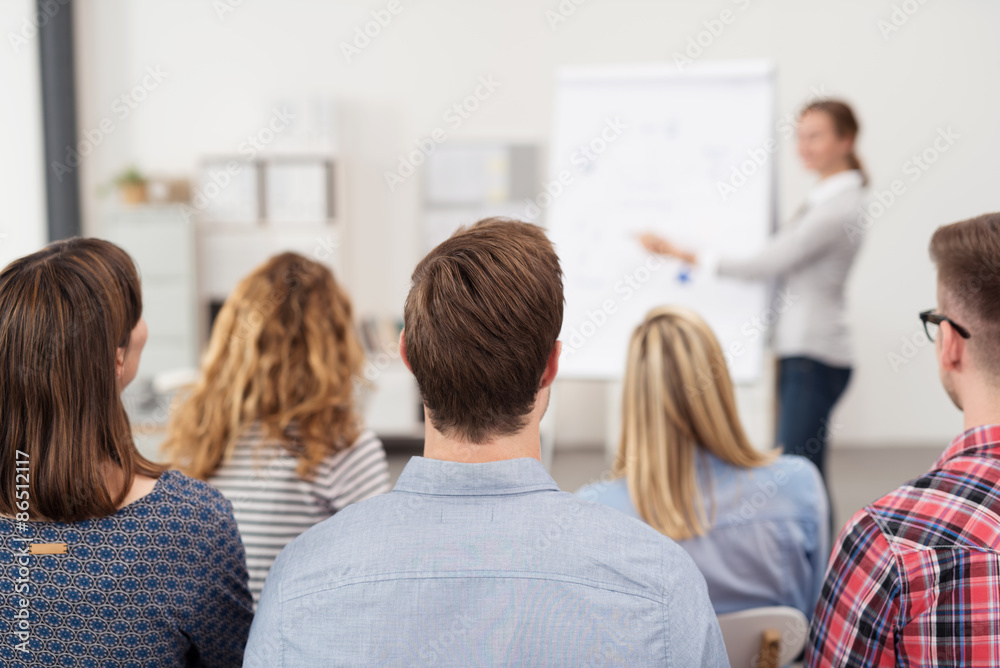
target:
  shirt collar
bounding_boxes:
[805,169,864,207]
[393,456,560,496]
[935,424,1000,469]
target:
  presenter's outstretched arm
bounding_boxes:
[637,232,697,265]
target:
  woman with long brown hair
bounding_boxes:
[640,99,867,488]
[161,252,389,605]
[579,306,829,618]
[0,238,252,665]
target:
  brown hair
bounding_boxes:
[930,213,1000,378]
[161,252,365,480]
[0,238,163,522]
[614,306,776,540]
[801,99,868,186]
[403,218,563,443]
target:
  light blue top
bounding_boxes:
[578,453,829,619]
[245,456,729,667]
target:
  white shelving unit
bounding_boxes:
[194,154,348,330]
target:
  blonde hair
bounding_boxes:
[161,252,365,480]
[613,305,777,540]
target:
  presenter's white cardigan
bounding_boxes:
[703,169,867,368]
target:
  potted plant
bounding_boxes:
[115,167,148,205]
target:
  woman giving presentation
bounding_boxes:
[640,99,868,485]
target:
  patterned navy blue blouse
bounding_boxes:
[0,470,253,667]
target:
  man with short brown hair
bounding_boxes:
[403,217,565,447]
[245,218,728,666]
[807,213,1000,665]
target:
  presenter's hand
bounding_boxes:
[637,232,697,265]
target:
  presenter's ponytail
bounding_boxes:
[801,99,868,186]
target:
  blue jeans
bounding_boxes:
[776,356,852,480]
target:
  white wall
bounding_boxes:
[0,0,47,267]
[73,0,1000,449]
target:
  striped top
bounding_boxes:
[209,424,391,605]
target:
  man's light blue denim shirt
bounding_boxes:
[244,456,729,666]
[578,452,829,620]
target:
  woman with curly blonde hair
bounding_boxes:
[162,252,389,604]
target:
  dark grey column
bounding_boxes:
[37,0,81,241]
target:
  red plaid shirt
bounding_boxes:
[806,425,1000,666]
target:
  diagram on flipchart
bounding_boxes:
[547,61,776,383]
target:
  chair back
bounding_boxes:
[716,606,808,668]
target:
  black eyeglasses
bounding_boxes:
[919,309,971,342]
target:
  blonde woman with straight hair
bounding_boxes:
[162,252,390,605]
[579,305,829,619]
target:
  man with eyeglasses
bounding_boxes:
[805,212,1000,666]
